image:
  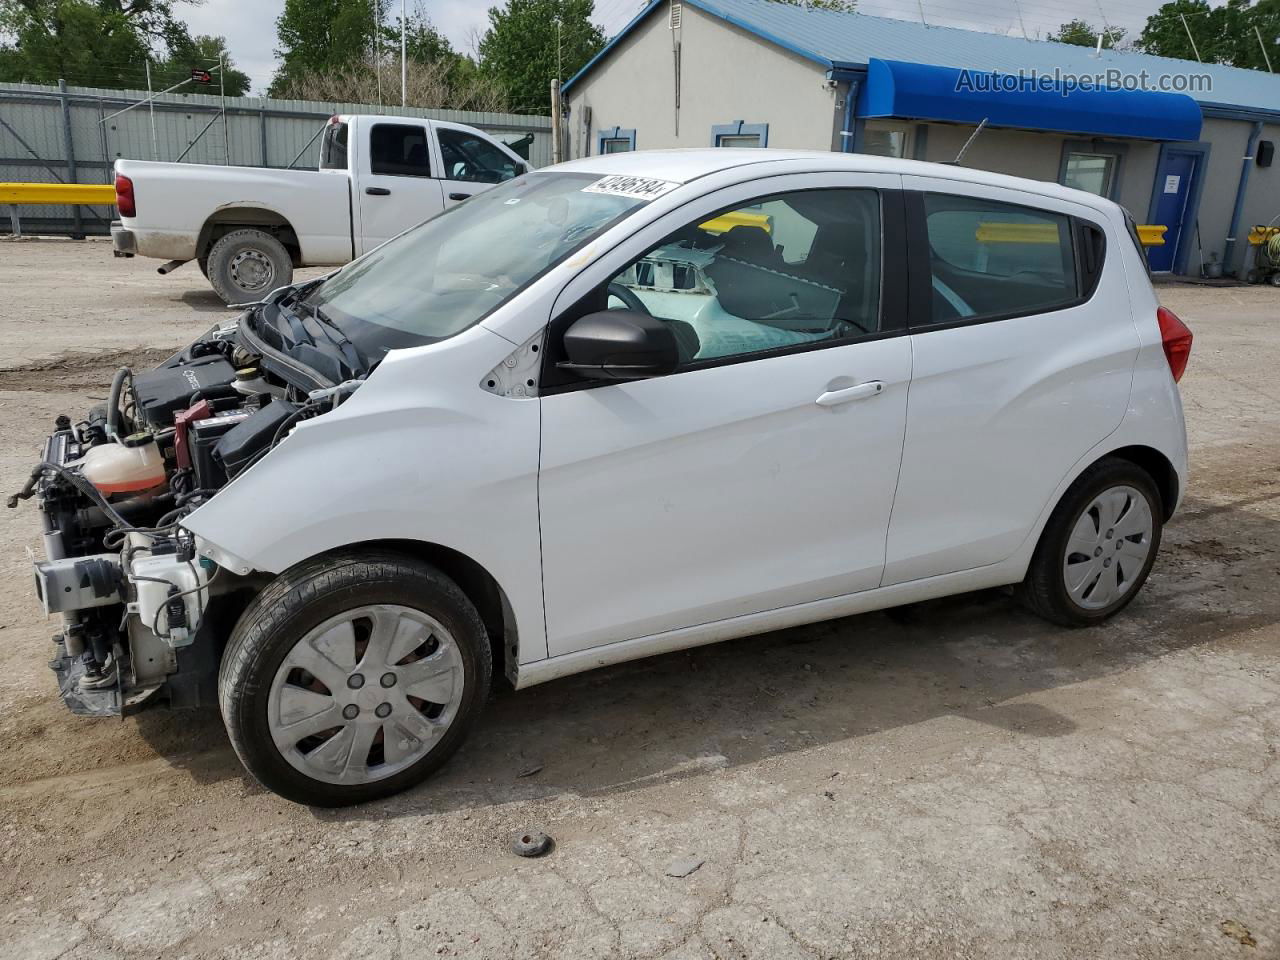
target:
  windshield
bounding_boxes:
[303,172,660,355]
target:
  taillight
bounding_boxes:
[114,174,135,217]
[1156,306,1192,383]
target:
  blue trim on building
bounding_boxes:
[858,58,1202,142]
[1144,141,1212,276]
[597,126,637,153]
[711,121,769,146]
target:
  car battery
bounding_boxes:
[189,410,254,490]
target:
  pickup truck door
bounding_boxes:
[354,119,446,255]
[430,122,526,209]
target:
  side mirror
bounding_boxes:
[558,310,679,381]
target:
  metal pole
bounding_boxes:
[550,78,562,164]
[145,59,157,160]
[1256,25,1274,73]
[220,54,230,164]
[401,0,407,107]
[7,205,19,237]
[57,79,83,237]
[1180,14,1202,63]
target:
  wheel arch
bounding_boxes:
[1100,444,1179,521]
[196,206,302,265]
[318,538,519,687]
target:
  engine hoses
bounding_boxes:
[106,366,132,439]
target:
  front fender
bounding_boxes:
[183,325,548,661]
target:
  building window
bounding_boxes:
[1064,152,1117,197]
[712,121,768,148]
[862,122,911,158]
[597,126,636,154]
[1059,141,1127,199]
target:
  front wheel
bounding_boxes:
[205,228,293,304]
[218,551,492,806]
[1020,458,1164,627]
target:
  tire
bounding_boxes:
[205,228,293,304]
[218,550,492,806]
[1019,458,1163,628]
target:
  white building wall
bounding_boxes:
[565,3,840,158]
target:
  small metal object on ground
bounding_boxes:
[665,857,704,878]
[511,831,553,858]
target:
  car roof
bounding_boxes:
[551,148,1119,216]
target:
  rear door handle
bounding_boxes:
[815,380,884,407]
[365,186,391,196]
[448,192,469,201]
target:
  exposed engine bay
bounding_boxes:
[8,284,366,716]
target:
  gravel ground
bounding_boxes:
[0,239,1278,960]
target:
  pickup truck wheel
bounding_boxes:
[205,228,293,304]
[218,550,492,806]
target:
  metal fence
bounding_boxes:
[0,81,554,236]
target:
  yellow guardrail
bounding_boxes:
[0,182,116,205]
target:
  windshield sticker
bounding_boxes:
[582,175,680,201]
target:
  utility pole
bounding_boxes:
[401,0,407,107]
[375,0,383,108]
[550,78,562,164]
[1256,25,1274,73]
[1180,14,1202,63]
[220,52,229,164]
[145,58,157,160]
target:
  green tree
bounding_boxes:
[1049,18,1126,49]
[1135,0,1280,68]
[478,0,606,112]
[1137,0,1219,61]
[153,34,251,96]
[269,0,379,95]
[0,0,163,87]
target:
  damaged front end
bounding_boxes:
[10,286,365,717]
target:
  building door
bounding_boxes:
[1148,150,1199,272]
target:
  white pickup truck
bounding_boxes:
[111,114,530,302]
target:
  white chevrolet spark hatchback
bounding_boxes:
[20,151,1192,805]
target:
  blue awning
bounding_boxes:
[858,58,1202,142]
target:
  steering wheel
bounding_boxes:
[606,282,651,315]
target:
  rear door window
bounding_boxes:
[923,194,1078,324]
[369,123,431,178]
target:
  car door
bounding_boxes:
[354,120,445,255]
[538,173,913,656]
[881,177,1139,586]
[431,123,524,208]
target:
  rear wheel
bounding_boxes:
[219,550,491,806]
[1020,458,1163,627]
[205,228,293,304]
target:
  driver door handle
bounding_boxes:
[365,186,391,196]
[448,192,469,201]
[815,381,884,407]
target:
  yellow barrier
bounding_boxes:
[700,210,771,236]
[974,220,1167,247]
[1136,224,1167,247]
[0,182,116,205]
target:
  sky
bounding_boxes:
[180,0,1185,96]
